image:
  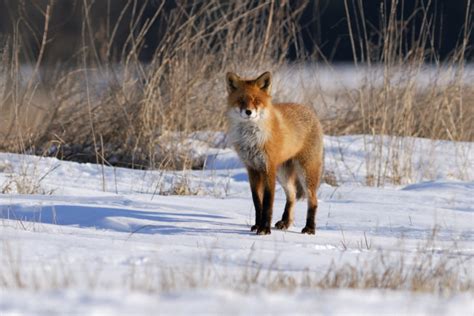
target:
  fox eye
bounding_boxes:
[238,99,246,106]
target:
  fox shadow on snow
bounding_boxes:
[0,204,250,235]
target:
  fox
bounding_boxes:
[226,71,324,235]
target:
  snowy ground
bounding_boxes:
[0,135,473,315]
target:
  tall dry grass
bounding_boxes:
[0,0,472,186]
[337,0,473,185]
[0,0,308,170]
[276,0,473,185]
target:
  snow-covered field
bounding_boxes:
[0,135,473,315]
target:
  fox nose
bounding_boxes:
[245,109,252,116]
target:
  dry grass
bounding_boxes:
[1,238,471,295]
[322,82,474,142]
[0,0,472,186]
[0,0,307,170]
[151,250,473,295]
[1,161,56,195]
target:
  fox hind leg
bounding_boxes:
[301,187,318,234]
[300,162,322,235]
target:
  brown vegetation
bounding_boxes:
[1,237,471,295]
[0,0,472,183]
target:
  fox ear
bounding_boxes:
[255,71,272,94]
[226,72,241,93]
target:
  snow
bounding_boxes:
[2,290,473,316]
[0,134,473,315]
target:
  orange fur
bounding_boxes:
[226,71,324,235]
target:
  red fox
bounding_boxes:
[226,71,324,235]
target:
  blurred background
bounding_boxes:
[0,0,472,64]
[0,0,472,172]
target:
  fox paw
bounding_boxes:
[275,220,291,230]
[250,225,259,232]
[301,226,315,235]
[256,227,271,235]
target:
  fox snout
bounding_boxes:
[241,108,258,119]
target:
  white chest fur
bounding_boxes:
[228,116,269,171]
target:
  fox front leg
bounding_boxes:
[247,168,264,232]
[257,168,276,235]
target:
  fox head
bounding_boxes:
[226,71,272,122]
